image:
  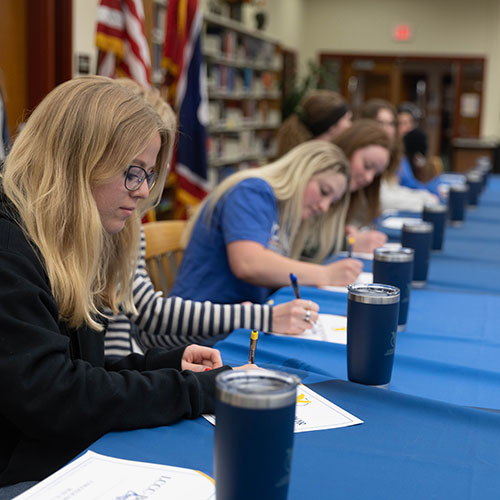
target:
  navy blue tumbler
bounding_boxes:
[448,184,469,227]
[422,204,447,252]
[466,172,482,208]
[347,284,400,388]
[373,248,414,332]
[401,222,433,288]
[214,370,300,500]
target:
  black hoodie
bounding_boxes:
[0,193,228,485]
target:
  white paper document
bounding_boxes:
[293,384,363,432]
[13,451,215,500]
[337,250,374,260]
[203,384,363,433]
[380,216,422,230]
[272,313,347,344]
[321,271,373,293]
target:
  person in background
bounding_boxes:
[332,119,393,253]
[400,127,442,197]
[104,79,321,357]
[275,89,352,158]
[398,101,421,138]
[359,99,438,211]
[0,76,254,495]
[170,141,362,304]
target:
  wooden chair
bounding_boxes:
[143,220,187,295]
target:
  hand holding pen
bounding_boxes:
[289,273,316,325]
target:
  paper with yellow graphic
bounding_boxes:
[271,314,348,344]
[203,385,363,433]
[293,384,363,432]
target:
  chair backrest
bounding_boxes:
[143,220,187,295]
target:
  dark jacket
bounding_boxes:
[0,195,229,485]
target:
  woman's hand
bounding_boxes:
[181,345,223,372]
[323,258,363,286]
[233,363,262,370]
[352,230,387,253]
[272,299,320,334]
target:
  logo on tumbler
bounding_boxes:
[384,330,397,356]
[275,448,293,488]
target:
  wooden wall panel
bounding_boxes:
[0,0,28,135]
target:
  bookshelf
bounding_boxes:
[145,0,283,197]
[203,8,283,187]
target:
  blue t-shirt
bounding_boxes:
[398,156,441,197]
[170,178,287,304]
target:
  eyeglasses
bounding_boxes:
[124,165,158,192]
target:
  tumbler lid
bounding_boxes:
[466,172,482,183]
[402,221,433,233]
[449,183,469,192]
[216,370,300,409]
[347,283,400,305]
[423,203,447,213]
[374,247,414,263]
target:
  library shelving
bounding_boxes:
[145,0,283,201]
[203,8,283,187]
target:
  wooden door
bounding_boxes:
[0,0,28,135]
[0,0,72,137]
[342,59,402,116]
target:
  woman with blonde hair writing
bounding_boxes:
[0,76,254,494]
[170,140,362,305]
[104,79,326,356]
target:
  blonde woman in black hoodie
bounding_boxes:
[0,76,253,496]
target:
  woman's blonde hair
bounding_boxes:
[115,78,177,161]
[184,140,350,262]
[333,119,391,226]
[276,90,349,158]
[2,76,173,330]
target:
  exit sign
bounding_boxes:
[393,24,412,41]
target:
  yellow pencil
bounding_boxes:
[248,330,259,364]
[347,236,355,258]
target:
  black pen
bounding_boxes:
[248,330,259,364]
[289,273,301,299]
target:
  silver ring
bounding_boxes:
[305,309,311,322]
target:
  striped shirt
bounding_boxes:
[104,229,272,357]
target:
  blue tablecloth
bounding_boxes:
[376,175,500,294]
[82,176,500,499]
[89,378,500,500]
[253,285,500,408]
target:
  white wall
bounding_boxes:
[258,0,305,52]
[72,0,500,136]
[73,0,99,76]
[298,0,500,136]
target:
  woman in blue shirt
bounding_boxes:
[171,141,362,304]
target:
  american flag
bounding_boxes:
[163,0,209,217]
[95,0,151,88]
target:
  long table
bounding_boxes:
[83,175,500,499]
[89,378,500,500]
[377,175,500,294]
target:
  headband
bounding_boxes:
[298,103,350,137]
